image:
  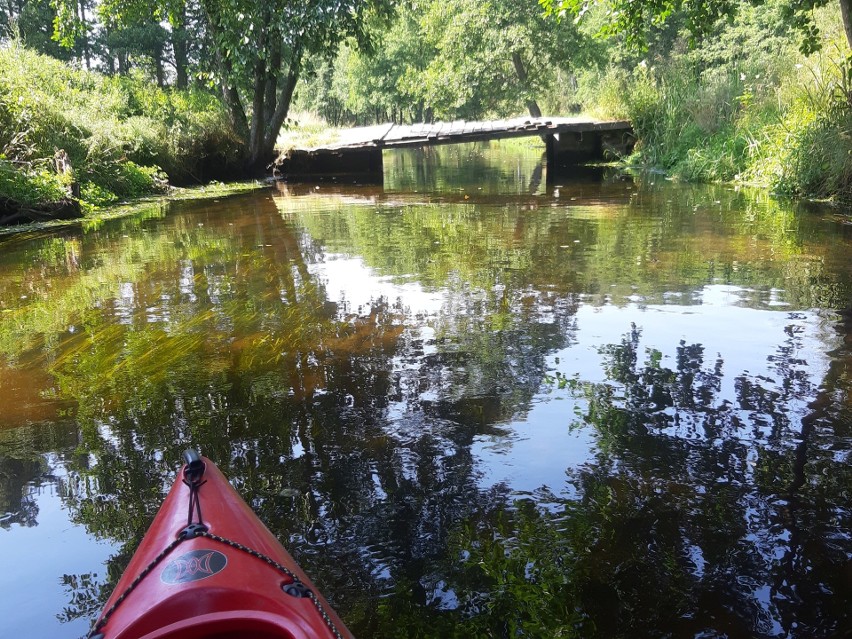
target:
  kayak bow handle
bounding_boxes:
[181,449,208,538]
[183,449,205,483]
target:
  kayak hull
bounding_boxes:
[92,456,352,639]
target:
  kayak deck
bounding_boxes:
[89,452,352,639]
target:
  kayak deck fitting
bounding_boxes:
[88,450,353,639]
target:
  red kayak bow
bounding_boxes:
[88,451,353,639]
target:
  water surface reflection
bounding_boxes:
[0,142,851,638]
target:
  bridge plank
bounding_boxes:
[285,117,632,153]
[429,122,445,139]
[388,124,416,142]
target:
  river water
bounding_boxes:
[1,141,850,638]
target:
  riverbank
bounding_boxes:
[8,0,852,223]
[579,4,852,203]
[0,43,244,226]
[0,181,267,237]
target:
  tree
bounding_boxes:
[55,0,393,173]
[320,0,599,125]
[333,11,430,125]
[541,0,852,53]
[196,0,395,171]
[1,0,91,64]
[98,17,170,82]
[417,0,598,119]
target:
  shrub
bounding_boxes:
[0,42,242,219]
[0,158,67,205]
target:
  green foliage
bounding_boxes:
[78,161,167,206]
[447,503,584,637]
[55,0,399,167]
[296,0,600,124]
[294,59,352,127]
[758,50,852,200]
[16,0,80,61]
[575,3,852,201]
[293,0,852,201]
[0,42,241,216]
[0,158,68,206]
[541,0,840,55]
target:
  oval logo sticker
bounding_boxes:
[161,549,227,584]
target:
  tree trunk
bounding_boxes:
[223,81,249,142]
[200,0,249,144]
[511,51,542,118]
[246,5,272,169]
[211,44,249,142]
[264,38,282,126]
[199,0,307,175]
[259,51,302,167]
[154,44,165,87]
[526,98,542,119]
[246,56,267,168]
[76,0,91,70]
[841,0,852,50]
[173,17,188,88]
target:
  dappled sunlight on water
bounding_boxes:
[1,141,851,638]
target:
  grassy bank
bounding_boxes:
[0,180,268,237]
[0,43,243,224]
[581,4,852,202]
[276,110,344,151]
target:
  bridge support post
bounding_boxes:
[546,131,600,167]
[275,147,384,184]
[546,128,635,172]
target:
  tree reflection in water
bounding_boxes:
[0,181,850,638]
[54,314,851,638]
[439,323,852,638]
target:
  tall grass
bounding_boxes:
[0,43,242,215]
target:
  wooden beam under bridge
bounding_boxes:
[274,117,635,183]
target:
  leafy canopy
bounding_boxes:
[540,0,838,54]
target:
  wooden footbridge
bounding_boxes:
[275,116,634,183]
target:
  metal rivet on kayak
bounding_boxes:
[282,581,312,598]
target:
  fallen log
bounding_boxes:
[0,196,82,226]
